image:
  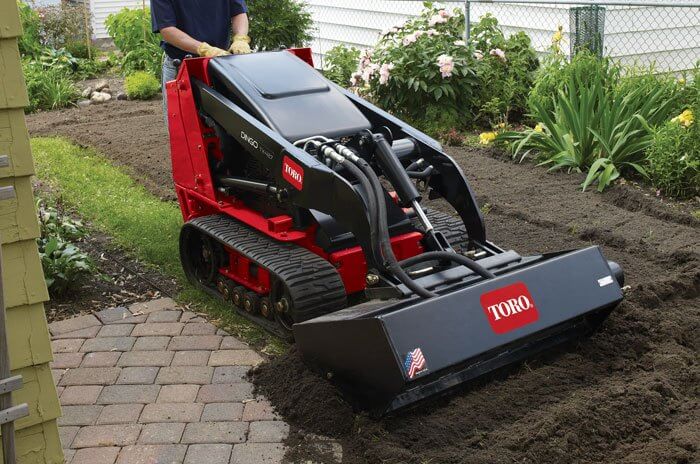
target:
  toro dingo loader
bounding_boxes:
[166,49,624,413]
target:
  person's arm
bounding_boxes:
[232,13,249,36]
[159,27,203,55]
[229,0,251,54]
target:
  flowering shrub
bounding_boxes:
[324,44,361,86]
[353,6,538,132]
[354,4,478,126]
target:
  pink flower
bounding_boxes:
[429,15,448,27]
[490,48,507,61]
[379,63,395,85]
[350,72,362,87]
[358,49,372,71]
[403,33,418,46]
[438,9,453,19]
[437,54,454,78]
[362,63,380,83]
[474,50,484,60]
[426,29,440,37]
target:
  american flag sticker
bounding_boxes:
[404,348,428,379]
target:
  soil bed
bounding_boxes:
[27,100,699,463]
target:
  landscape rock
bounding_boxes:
[101,87,112,95]
[77,100,91,108]
[90,92,112,104]
[116,92,128,101]
[81,86,93,98]
[94,80,109,92]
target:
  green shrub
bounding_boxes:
[125,71,161,100]
[646,112,699,199]
[36,200,93,296]
[499,55,680,192]
[248,0,314,51]
[64,40,94,59]
[324,44,360,87]
[106,7,162,78]
[23,60,79,112]
[36,3,91,50]
[17,1,42,57]
[359,5,478,123]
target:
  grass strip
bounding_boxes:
[32,136,284,353]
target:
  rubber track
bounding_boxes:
[184,215,347,322]
[412,207,470,253]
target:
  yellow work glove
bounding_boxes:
[229,34,252,54]
[197,42,230,58]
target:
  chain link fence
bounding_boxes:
[307,1,699,73]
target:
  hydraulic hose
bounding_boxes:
[399,252,496,279]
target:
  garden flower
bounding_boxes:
[429,14,448,26]
[426,29,440,36]
[534,123,544,132]
[675,109,694,127]
[350,72,362,87]
[490,48,507,62]
[403,33,418,46]
[678,77,686,85]
[454,40,466,46]
[379,63,395,85]
[358,49,372,71]
[552,26,564,44]
[473,50,484,60]
[437,54,454,78]
[438,9,453,19]
[479,132,497,145]
[362,63,380,83]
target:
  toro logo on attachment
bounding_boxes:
[480,282,540,334]
[282,156,304,190]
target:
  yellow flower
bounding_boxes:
[673,109,694,128]
[552,30,563,44]
[678,77,686,86]
[496,122,506,129]
[479,132,497,145]
[534,123,544,133]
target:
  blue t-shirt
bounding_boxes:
[151,0,248,60]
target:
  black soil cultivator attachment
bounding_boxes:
[167,50,624,413]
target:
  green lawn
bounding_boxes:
[32,137,284,353]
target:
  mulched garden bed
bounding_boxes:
[27,97,699,464]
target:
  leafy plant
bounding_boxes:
[324,44,360,87]
[106,7,162,78]
[17,1,42,57]
[38,47,79,73]
[36,200,93,296]
[248,0,314,51]
[36,3,91,50]
[499,55,680,192]
[125,71,161,100]
[23,60,79,112]
[64,40,94,59]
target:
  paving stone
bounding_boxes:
[209,350,263,367]
[59,426,80,448]
[133,336,171,351]
[52,369,65,385]
[216,329,227,335]
[63,449,75,463]
[71,446,120,464]
[58,405,103,426]
[181,422,248,444]
[248,421,289,443]
[197,384,255,403]
[52,326,101,340]
[219,337,248,350]
[116,444,188,464]
[60,367,121,386]
[117,366,159,385]
[201,403,244,422]
[212,366,249,384]
[98,385,161,404]
[147,311,182,323]
[61,386,103,405]
[98,324,134,337]
[51,352,84,369]
[129,298,178,315]
[95,306,132,324]
[72,424,141,448]
[132,323,184,337]
[139,403,203,423]
[156,366,213,385]
[139,423,186,444]
[109,314,148,325]
[80,336,136,353]
[171,351,211,366]
[185,444,232,464]
[81,351,122,368]
[242,400,279,421]
[156,385,200,403]
[179,312,198,322]
[118,351,173,367]
[49,314,101,335]
[52,339,84,353]
[230,443,287,464]
[169,335,222,351]
[181,322,218,335]
[97,403,144,425]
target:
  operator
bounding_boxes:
[151,0,252,124]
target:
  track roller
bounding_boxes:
[243,292,260,314]
[259,297,273,320]
[231,286,246,307]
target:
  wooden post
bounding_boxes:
[83,0,92,60]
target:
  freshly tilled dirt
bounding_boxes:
[27,101,699,464]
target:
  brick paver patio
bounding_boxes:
[50,298,291,464]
